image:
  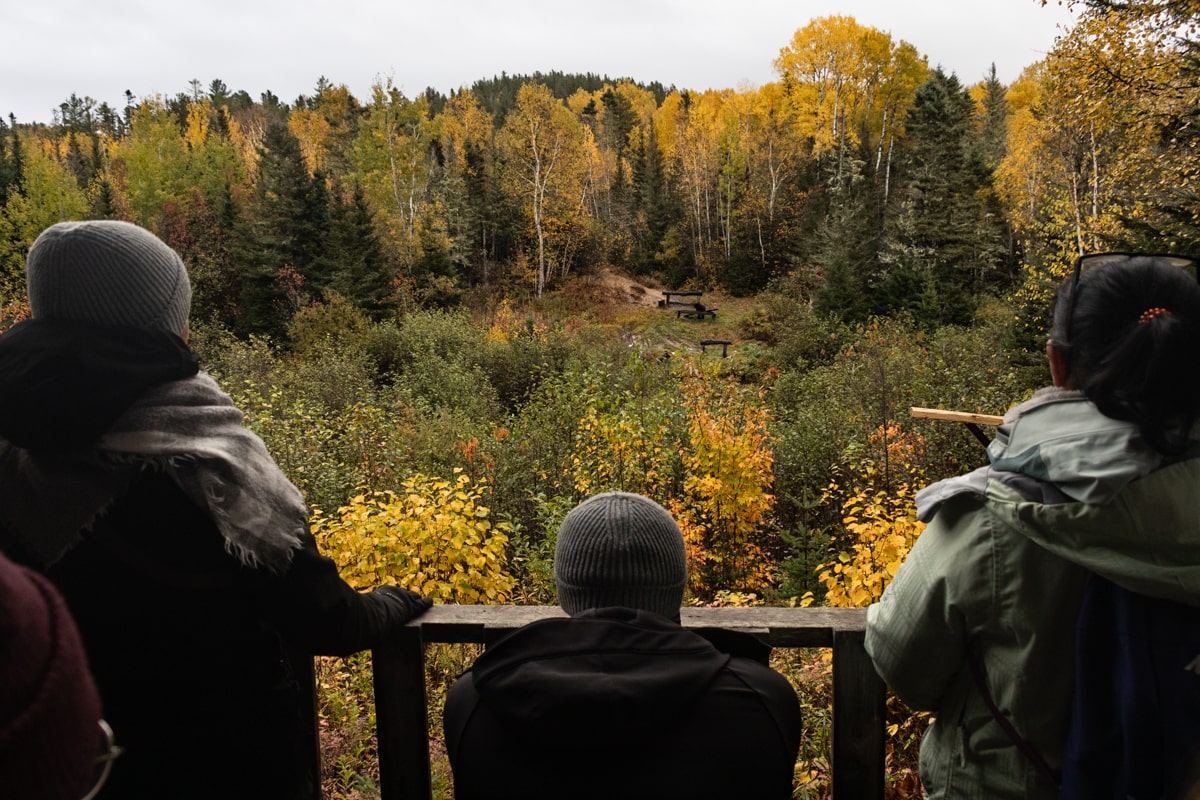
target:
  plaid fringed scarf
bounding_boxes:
[98,371,307,571]
[0,372,305,572]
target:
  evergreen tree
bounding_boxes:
[177,181,243,330]
[94,103,123,139]
[600,88,639,265]
[303,170,334,287]
[974,64,1019,283]
[65,134,93,189]
[2,121,24,202]
[89,176,119,219]
[631,125,680,275]
[0,118,10,201]
[328,180,391,315]
[878,69,1006,327]
[600,89,636,164]
[976,64,1009,171]
[234,122,331,335]
[208,79,231,109]
[437,134,480,284]
[56,94,95,135]
[813,154,882,322]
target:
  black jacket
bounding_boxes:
[443,607,802,800]
[0,320,411,800]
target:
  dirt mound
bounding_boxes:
[592,269,664,307]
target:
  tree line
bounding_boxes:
[1,3,1197,345]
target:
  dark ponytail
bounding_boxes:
[1051,256,1200,454]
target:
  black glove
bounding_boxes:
[371,585,433,627]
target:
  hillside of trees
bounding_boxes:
[3,4,1196,341]
[2,2,1197,795]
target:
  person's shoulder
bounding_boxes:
[719,649,802,748]
[692,626,769,662]
[724,651,796,693]
[701,628,797,702]
[446,666,480,707]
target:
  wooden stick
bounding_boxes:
[909,407,1004,426]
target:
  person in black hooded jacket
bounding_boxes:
[443,491,802,800]
[0,220,432,800]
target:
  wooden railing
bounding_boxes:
[307,605,887,800]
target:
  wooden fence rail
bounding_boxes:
[317,605,887,800]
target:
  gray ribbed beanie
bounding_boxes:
[26,220,191,335]
[554,492,687,621]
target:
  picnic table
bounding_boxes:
[660,290,704,308]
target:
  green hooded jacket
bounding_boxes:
[865,387,1200,799]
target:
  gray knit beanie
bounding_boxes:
[26,220,192,335]
[554,492,688,621]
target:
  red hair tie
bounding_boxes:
[1138,307,1172,324]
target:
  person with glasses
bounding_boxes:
[0,221,433,800]
[864,254,1200,799]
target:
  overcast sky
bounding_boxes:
[3,0,1076,125]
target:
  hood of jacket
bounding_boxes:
[0,319,198,452]
[919,387,1200,605]
[0,319,198,565]
[467,607,760,744]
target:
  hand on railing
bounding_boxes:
[372,586,433,627]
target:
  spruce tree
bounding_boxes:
[976,64,1009,171]
[65,134,93,189]
[879,69,1006,327]
[328,180,391,315]
[813,154,882,322]
[234,122,331,336]
[0,118,10,201]
[89,177,119,219]
[5,121,23,201]
[631,125,678,274]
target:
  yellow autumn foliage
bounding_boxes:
[671,373,775,599]
[804,423,927,609]
[312,471,515,604]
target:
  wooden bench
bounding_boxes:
[335,605,886,800]
[676,307,717,320]
[701,338,732,357]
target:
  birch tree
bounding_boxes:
[774,15,926,195]
[496,83,589,296]
[352,80,439,270]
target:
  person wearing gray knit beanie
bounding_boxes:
[0,219,433,800]
[25,220,192,336]
[554,491,687,621]
[445,491,802,800]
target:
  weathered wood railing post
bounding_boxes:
[374,626,430,800]
[832,627,887,799]
[287,643,323,800]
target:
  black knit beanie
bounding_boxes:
[0,551,103,799]
[26,220,192,335]
[554,492,688,621]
